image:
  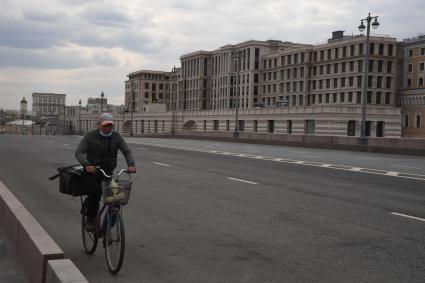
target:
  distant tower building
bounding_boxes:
[20,97,28,118]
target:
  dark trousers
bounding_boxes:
[81,172,103,219]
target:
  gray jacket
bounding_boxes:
[75,129,135,174]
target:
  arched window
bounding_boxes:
[402,113,409,128]
[415,112,421,128]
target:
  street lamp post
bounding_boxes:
[78,99,82,135]
[233,50,242,138]
[358,13,380,145]
[100,91,105,113]
[130,82,135,136]
[171,65,177,135]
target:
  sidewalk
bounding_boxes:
[0,225,28,283]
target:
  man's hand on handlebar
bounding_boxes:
[128,166,136,173]
[85,165,95,174]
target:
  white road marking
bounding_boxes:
[357,157,379,160]
[154,162,171,167]
[138,147,146,150]
[391,212,425,222]
[135,142,425,181]
[391,164,422,170]
[226,177,258,185]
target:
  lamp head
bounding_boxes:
[358,20,366,32]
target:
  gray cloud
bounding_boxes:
[0,47,119,69]
[81,6,133,27]
[0,0,425,110]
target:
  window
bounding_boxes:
[379,44,384,55]
[378,60,383,72]
[385,92,391,104]
[416,114,421,128]
[421,48,425,56]
[386,77,392,88]
[213,120,219,130]
[377,76,382,88]
[369,43,375,55]
[409,49,413,57]
[347,121,356,136]
[376,92,382,104]
[305,120,315,135]
[387,61,392,73]
[359,43,364,55]
[408,78,412,87]
[420,62,425,72]
[267,120,275,133]
[368,60,374,72]
[388,44,393,56]
[376,121,384,137]
[419,77,424,86]
[403,114,409,128]
[408,64,413,73]
[340,93,345,103]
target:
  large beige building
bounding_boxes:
[125,70,169,113]
[32,92,66,116]
[178,40,308,111]
[399,34,425,137]
[122,31,402,138]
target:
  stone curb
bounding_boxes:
[46,259,88,283]
[0,180,88,283]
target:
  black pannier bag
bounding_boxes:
[49,165,87,196]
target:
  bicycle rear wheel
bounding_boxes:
[104,210,125,274]
[81,200,98,254]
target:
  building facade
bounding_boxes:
[399,34,425,137]
[32,92,66,116]
[125,70,168,113]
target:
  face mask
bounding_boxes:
[99,130,112,137]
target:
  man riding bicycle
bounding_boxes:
[75,113,136,231]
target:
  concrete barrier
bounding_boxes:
[46,259,88,283]
[137,131,425,155]
[0,180,70,283]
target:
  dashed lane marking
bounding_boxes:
[153,162,171,167]
[226,177,258,185]
[391,212,425,222]
[137,143,425,181]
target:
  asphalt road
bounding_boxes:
[0,134,425,282]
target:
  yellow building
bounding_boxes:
[400,34,425,137]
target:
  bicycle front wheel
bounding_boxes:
[81,200,98,255]
[104,211,125,274]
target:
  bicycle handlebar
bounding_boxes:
[95,167,130,180]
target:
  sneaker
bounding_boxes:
[85,218,96,232]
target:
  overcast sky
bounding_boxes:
[0,0,424,110]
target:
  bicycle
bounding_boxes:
[80,168,132,274]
